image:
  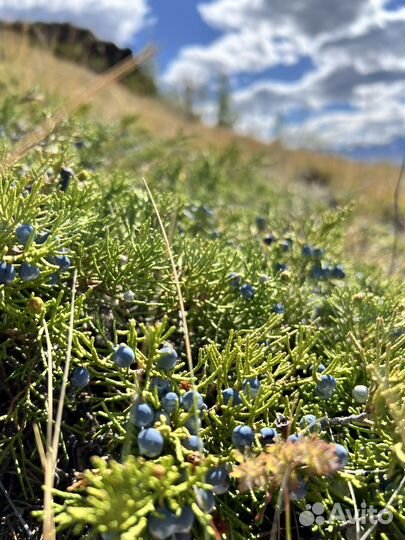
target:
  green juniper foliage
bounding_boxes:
[0,94,404,540]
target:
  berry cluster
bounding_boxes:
[68,335,368,538]
[259,232,346,282]
[0,224,71,285]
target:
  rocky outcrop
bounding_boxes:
[0,21,157,95]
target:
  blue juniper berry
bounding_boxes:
[240,284,255,300]
[0,262,16,284]
[138,428,164,458]
[113,344,135,368]
[71,367,90,388]
[157,346,178,372]
[19,262,40,281]
[16,224,35,245]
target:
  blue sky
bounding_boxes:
[0,0,403,163]
[138,0,222,69]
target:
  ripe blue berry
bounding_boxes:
[256,216,267,231]
[299,414,318,433]
[242,377,261,398]
[263,234,275,246]
[183,435,204,452]
[182,391,205,412]
[60,167,74,192]
[240,284,255,300]
[352,385,368,404]
[148,505,194,539]
[260,427,277,445]
[280,238,292,252]
[132,402,154,428]
[287,433,302,443]
[206,467,230,494]
[19,262,40,281]
[113,345,135,368]
[162,392,180,413]
[37,231,51,244]
[184,414,201,435]
[232,425,254,450]
[330,265,346,279]
[172,506,194,534]
[310,363,326,373]
[335,444,349,467]
[311,265,326,280]
[138,428,164,458]
[50,254,70,270]
[302,245,323,258]
[150,377,171,397]
[0,262,16,284]
[148,506,176,539]
[157,346,178,372]
[184,415,202,435]
[273,303,285,315]
[196,488,215,513]
[227,272,242,287]
[275,262,287,272]
[312,248,324,258]
[316,374,337,399]
[222,388,242,406]
[71,367,90,388]
[16,224,35,245]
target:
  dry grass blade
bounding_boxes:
[142,178,203,456]
[41,319,56,540]
[3,46,155,170]
[388,149,405,275]
[142,178,194,378]
[41,268,78,540]
[51,268,78,463]
[42,320,54,460]
[33,424,46,470]
[348,481,361,540]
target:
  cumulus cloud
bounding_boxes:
[0,0,150,45]
[164,0,383,85]
[164,0,404,155]
[199,0,377,38]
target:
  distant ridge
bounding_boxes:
[0,20,157,96]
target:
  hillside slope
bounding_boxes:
[0,31,401,225]
[0,21,157,96]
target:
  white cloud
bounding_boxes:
[164,0,404,154]
[198,0,377,38]
[285,104,405,150]
[164,0,382,85]
[163,26,302,86]
[0,0,150,45]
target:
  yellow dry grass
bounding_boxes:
[0,31,401,220]
[0,31,269,150]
